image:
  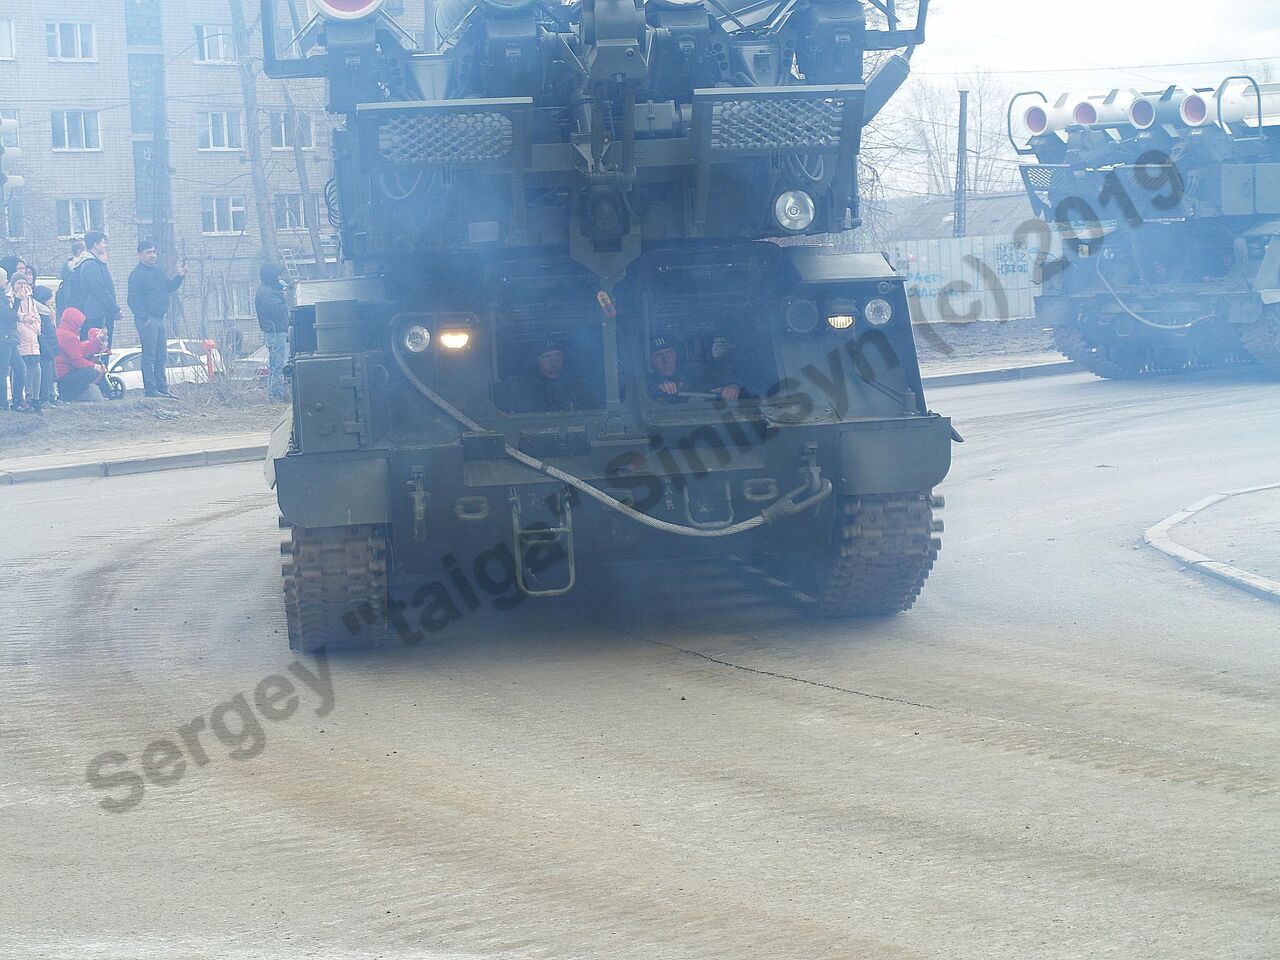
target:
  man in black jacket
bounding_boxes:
[255,262,290,401]
[65,230,123,346]
[127,239,187,397]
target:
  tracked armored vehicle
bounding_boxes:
[1012,79,1280,379]
[263,0,952,651]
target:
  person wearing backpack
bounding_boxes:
[60,239,85,286]
[255,262,291,402]
[64,231,122,346]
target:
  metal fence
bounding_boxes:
[888,232,1059,324]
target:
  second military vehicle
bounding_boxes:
[1012,78,1280,379]
[263,0,953,650]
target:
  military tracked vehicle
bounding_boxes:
[1012,78,1280,379]
[263,0,953,651]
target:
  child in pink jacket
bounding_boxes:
[13,276,42,411]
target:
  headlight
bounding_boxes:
[438,329,472,350]
[784,299,819,334]
[864,298,893,326]
[402,324,431,353]
[826,313,855,330]
[773,191,815,232]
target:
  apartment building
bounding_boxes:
[0,1,427,348]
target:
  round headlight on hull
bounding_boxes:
[773,190,816,232]
[402,324,431,353]
[864,298,893,326]
[309,0,386,21]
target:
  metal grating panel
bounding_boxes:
[1021,164,1056,190]
[378,112,513,164]
[710,96,844,151]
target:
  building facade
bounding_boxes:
[0,1,427,349]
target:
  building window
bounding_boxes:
[273,193,320,230]
[201,195,247,234]
[194,24,235,63]
[0,20,16,60]
[228,282,253,319]
[0,109,18,149]
[57,198,104,238]
[47,22,96,61]
[52,110,101,151]
[197,111,243,151]
[125,0,163,47]
[269,111,314,150]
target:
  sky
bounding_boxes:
[868,0,1280,198]
[909,0,1280,93]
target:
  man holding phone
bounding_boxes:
[126,239,187,398]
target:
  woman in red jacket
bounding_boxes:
[55,307,108,401]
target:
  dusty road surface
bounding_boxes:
[2,369,1278,960]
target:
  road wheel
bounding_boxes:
[1239,309,1280,376]
[282,522,389,653]
[808,493,942,616]
[1054,325,1146,379]
[106,376,125,400]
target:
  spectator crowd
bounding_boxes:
[2,231,294,418]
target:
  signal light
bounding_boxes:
[438,329,472,350]
[0,119,21,196]
[309,0,386,21]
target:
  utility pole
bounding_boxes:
[284,0,332,277]
[953,88,968,238]
[149,60,185,334]
[229,0,280,266]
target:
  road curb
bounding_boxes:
[0,444,268,486]
[1144,482,1280,603]
[921,360,1078,388]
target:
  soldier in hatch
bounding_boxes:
[647,336,740,402]
[508,337,599,412]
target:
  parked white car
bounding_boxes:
[105,339,225,397]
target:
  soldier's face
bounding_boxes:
[537,349,564,379]
[651,347,677,377]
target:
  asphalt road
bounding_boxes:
[2,369,1278,960]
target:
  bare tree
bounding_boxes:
[229,0,281,266]
[906,71,1022,198]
